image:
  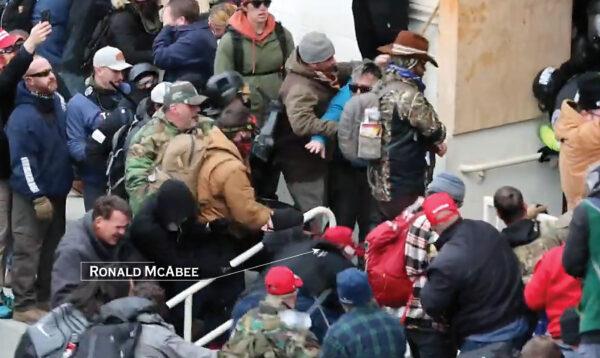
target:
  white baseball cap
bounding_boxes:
[93,46,132,71]
[151,82,172,104]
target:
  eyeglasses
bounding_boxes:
[0,40,24,55]
[26,69,53,78]
[349,83,372,94]
[220,122,256,135]
[246,0,271,9]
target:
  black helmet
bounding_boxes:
[205,71,246,109]
[532,66,563,112]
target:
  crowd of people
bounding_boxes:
[0,0,598,357]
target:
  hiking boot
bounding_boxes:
[13,307,47,324]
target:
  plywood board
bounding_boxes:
[440,0,572,134]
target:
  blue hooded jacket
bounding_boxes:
[32,0,73,66]
[6,82,73,199]
[153,19,217,82]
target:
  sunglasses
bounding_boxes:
[0,40,24,55]
[246,0,271,8]
[26,69,53,78]
[349,83,372,94]
[220,122,256,135]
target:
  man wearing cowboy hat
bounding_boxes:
[343,30,447,220]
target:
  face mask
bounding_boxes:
[236,140,253,158]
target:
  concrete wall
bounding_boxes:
[270,0,563,219]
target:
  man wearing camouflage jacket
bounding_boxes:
[220,266,320,358]
[344,31,446,220]
[125,81,212,213]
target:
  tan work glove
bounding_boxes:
[33,196,54,221]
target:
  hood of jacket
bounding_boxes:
[555,101,581,142]
[207,126,244,161]
[154,179,198,230]
[228,11,277,43]
[501,219,540,248]
[99,296,156,322]
[27,304,91,357]
[14,81,61,114]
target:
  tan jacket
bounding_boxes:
[197,127,271,232]
[555,101,600,209]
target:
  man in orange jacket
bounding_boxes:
[555,78,600,210]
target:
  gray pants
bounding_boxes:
[285,177,326,213]
[0,180,10,287]
[11,193,66,310]
[580,343,600,358]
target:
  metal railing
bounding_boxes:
[460,153,542,180]
[166,206,337,343]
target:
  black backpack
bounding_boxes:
[106,109,151,200]
[73,320,142,358]
[229,21,288,76]
[81,8,114,74]
[0,0,35,32]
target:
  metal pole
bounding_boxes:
[184,295,193,342]
[167,278,215,308]
[195,319,234,347]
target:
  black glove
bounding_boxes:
[537,146,558,163]
[207,218,231,235]
[270,207,304,231]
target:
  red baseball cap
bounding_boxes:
[322,226,365,257]
[422,192,460,226]
[265,266,303,295]
[0,28,19,50]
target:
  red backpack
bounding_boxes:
[365,212,419,307]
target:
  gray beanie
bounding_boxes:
[426,172,466,204]
[298,32,335,64]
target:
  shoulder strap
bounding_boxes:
[274,22,287,64]
[229,27,244,74]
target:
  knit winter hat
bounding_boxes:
[426,172,466,204]
[336,268,373,306]
[298,32,335,64]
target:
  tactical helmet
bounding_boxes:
[205,71,246,109]
[532,66,562,112]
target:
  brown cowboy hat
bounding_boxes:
[377,31,438,67]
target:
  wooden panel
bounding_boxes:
[441,0,572,134]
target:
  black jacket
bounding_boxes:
[129,180,234,279]
[61,0,113,75]
[352,0,409,60]
[106,5,160,65]
[268,239,354,299]
[0,47,35,179]
[500,219,540,248]
[563,187,600,279]
[421,219,526,343]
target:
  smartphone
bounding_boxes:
[40,9,51,24]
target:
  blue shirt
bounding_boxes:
[311,82,352,144]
